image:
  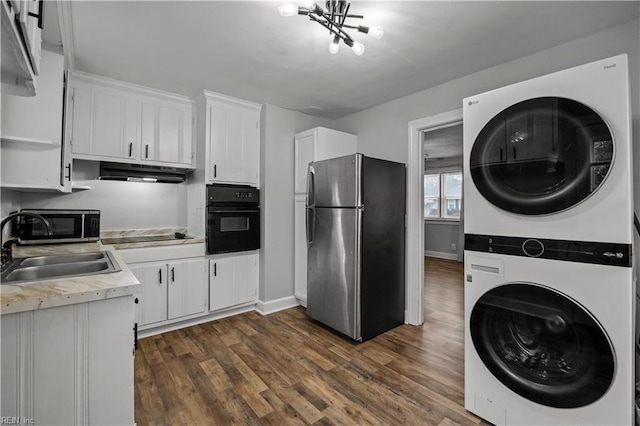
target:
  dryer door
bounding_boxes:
[470,283,615,408]
[470,97,613,215]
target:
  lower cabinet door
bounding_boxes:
[129,262,167,326]
[1,296,135,425]
[167,258,207,320]
[210,252,258,311]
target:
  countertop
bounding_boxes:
[1,242,141,315]
[100,228,205,250]
[1,228,204,315]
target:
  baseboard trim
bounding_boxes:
[255,296,300,316]
[424,250,458,260]
[138,304,256,339]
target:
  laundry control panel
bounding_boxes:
[465,234,631,267]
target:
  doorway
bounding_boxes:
[406,109,463,325]
[423,123,463,262]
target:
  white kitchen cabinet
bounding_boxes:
[294,127,357,194]
[140,100,193,164]
[66,72,194,167]
[209,252,258,311]
[17,0,42,76]
[1,50,71,192]
[129,257,208,326]
[1,295,135,425]
[167,259,208,320]
[69,82,139,160]
[293,127,356,304]
[294,196,308,305]
[129,261,167,325]
[1,0,42,94]
[196,91,261,186]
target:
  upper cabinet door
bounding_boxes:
[208,101,260,186]
[67,72,193,167]
[69,83,139,159]
[294,127,357,195]
[140,101,192,165]
[18,0,42,75]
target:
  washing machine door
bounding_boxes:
[470,283,615,408]
[470,97,613,215]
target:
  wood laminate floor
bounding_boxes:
[134,257,488,425]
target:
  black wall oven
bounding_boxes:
[206,184,260,255]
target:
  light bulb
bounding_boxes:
[351,42,365,56]
[328,35,340,54]
[278,3,298,17]
[367,26,384,39]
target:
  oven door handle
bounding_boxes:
[207,209,260,214]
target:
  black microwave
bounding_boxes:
[17,209,101,245]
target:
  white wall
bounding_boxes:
[19,161,188,231]
[259,104,330,301]
[333,19,640,184]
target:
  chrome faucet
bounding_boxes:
[1,212,53,269]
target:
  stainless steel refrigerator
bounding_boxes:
[306,153,406,341]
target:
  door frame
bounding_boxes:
[406,108,463,325]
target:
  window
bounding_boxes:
[424,171,462,219]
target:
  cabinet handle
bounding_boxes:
[65,163,72,181]
[158,268,162,283]
[129,142,133,157]
[214,164,217,179]
[133,322,138,352]
[214,263,217,277]
[145,144,149,159]
[513,147,517,160]
[499,148,503,162]
[28,0,45,30]
[171,267,175,282]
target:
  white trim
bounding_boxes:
[407,109,463,326]
[69,71,193,104]
[424,250,458,260]
[294,295,307,308]
[255,296,300,316]
[57,1,75,72]
[137,304,255,339]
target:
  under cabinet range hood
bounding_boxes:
[98,162,191,183]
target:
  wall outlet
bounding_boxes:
[451,243,457,250]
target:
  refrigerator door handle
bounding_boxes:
[306,206,315,247]
[307,164,315,208]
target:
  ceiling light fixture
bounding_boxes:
[278,0,383,56]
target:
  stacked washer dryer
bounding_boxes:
[463,54,634,426]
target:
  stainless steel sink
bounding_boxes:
[19,252,108,267]
[1,251,121,284]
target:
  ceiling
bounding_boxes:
[423,123,462,161]
[43,1,639,119]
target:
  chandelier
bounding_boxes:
[278,1,384,56]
